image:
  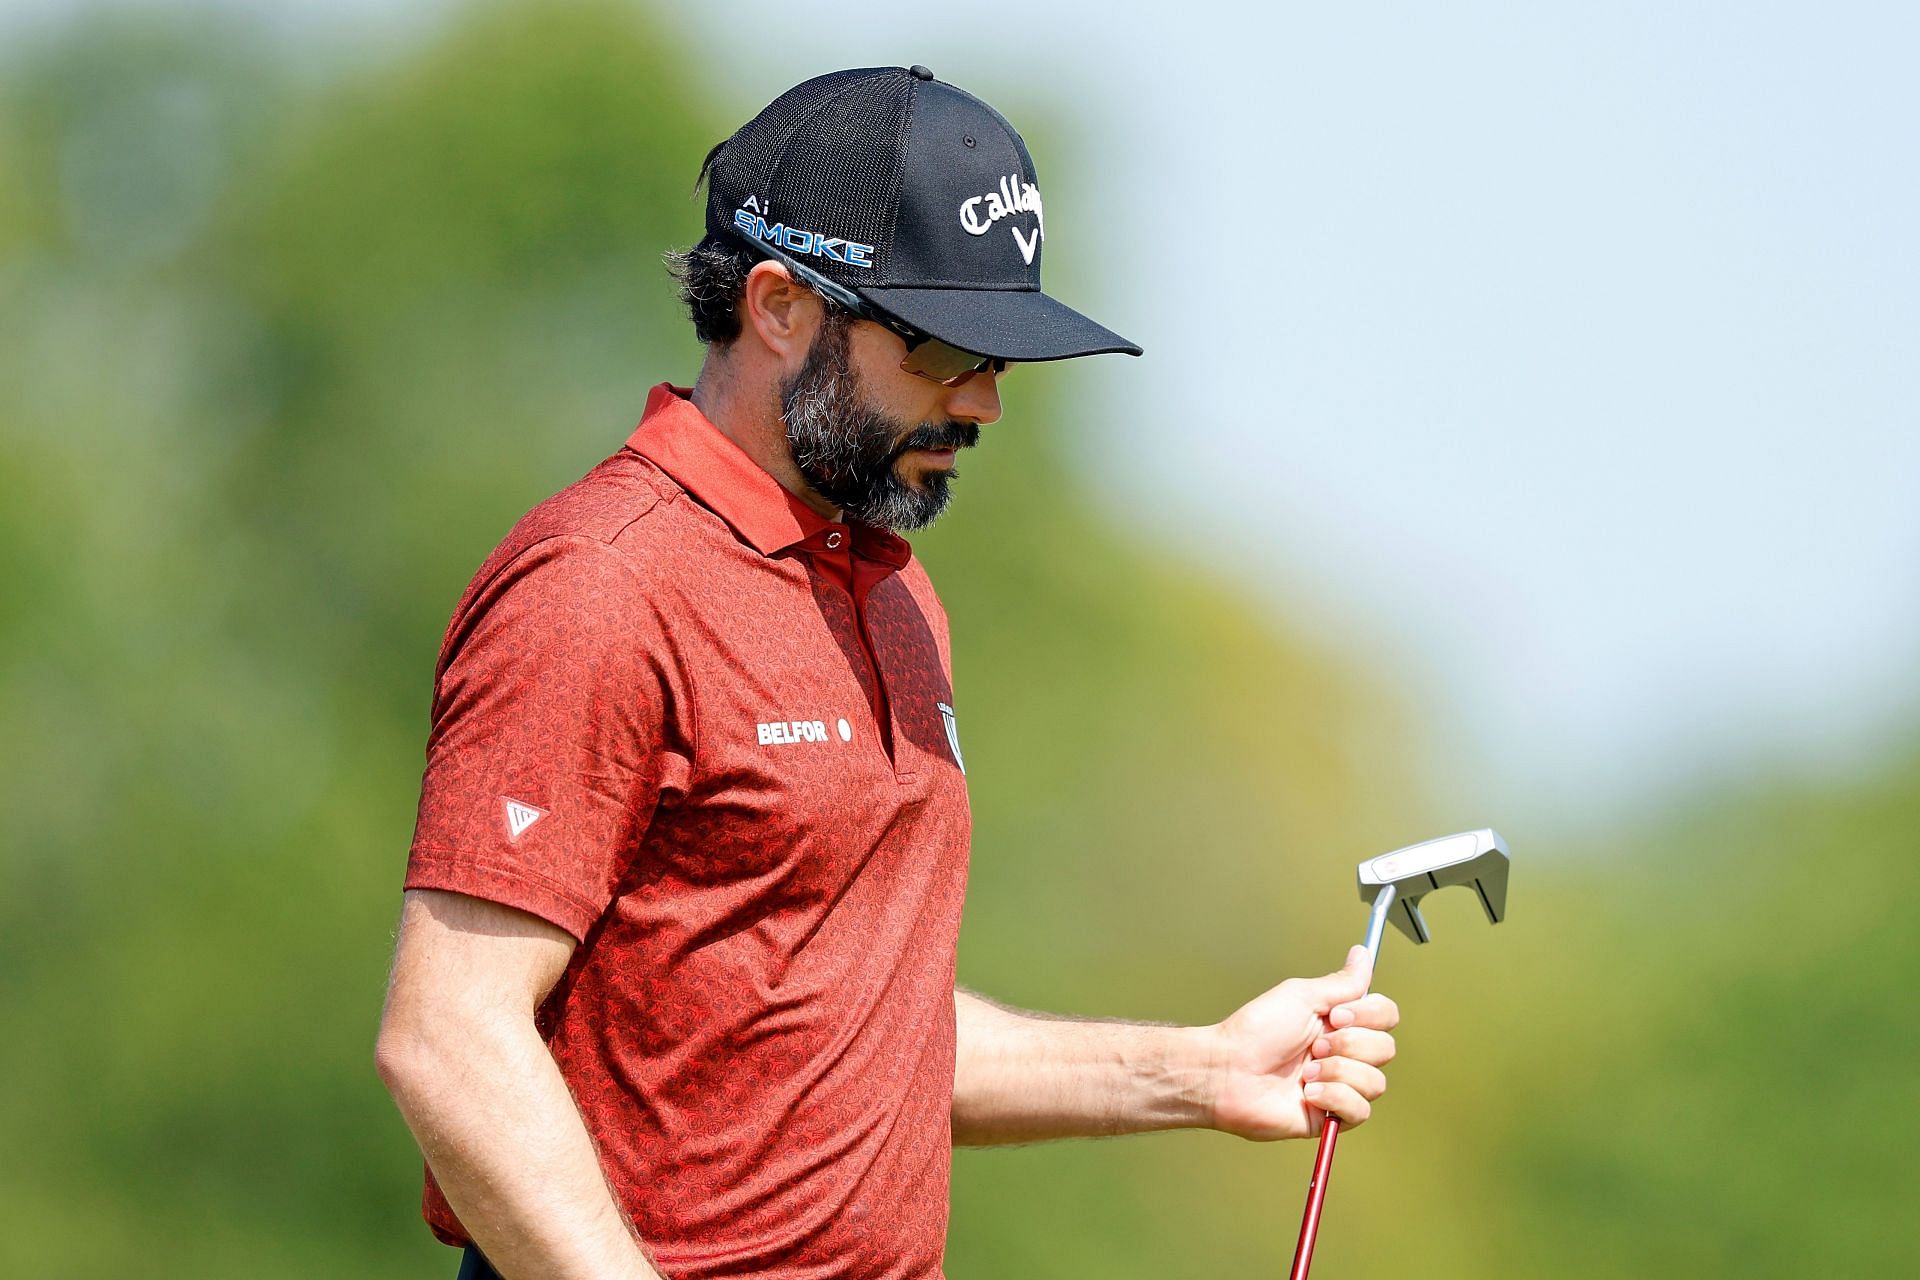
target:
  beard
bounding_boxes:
[779,313,981,532]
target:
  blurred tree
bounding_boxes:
[4,4,1908,1279]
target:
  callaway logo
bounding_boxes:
[735,197,875,267]
[959,175,1044,265]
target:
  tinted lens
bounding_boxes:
[900,337,994,383]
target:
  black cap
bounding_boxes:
[704,66,1141,363]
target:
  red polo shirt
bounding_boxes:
[405,384,973,1279]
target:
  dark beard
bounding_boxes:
[779,313,981,532]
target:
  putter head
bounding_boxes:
[1357,829,1509,944]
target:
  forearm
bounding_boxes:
[951,988,1223,1146]
[378,1013,662,1280]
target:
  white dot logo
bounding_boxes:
[836,718,852,742]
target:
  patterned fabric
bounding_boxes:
[405,385,972,1278]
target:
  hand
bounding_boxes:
[1205,946,1400,1141]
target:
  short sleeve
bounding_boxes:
[405,535,692,941]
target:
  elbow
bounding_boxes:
[375,996,528,1105]
[374,1023,413,1098]
[374,1009,440,1104]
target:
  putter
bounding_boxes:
[1286,829,1509,1280]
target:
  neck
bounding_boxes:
[690,348,841,520]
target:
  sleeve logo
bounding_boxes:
[503,797,548,841]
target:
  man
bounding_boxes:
[377,66,1399,1280]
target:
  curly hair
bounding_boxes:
[664,232,760,345]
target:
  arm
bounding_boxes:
[951,989,1214,1145]
[375,889,663,1280]
[951,947,1398,1147]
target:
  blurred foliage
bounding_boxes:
[0,3,1912,1277]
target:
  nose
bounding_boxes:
[945,368,1003,426]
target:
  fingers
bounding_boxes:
[1302,1080,1372,1127]
[1312,1027,1396,1068]
[1326,992,1400,1033]
[1303,1053,1386,1102]
[1303,1049,1384,1127]
[1304,1020,1392,1130]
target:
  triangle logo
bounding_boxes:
[503,798,548,841]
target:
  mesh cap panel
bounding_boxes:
[704,68,912,285]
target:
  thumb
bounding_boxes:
[1298,945,1372,1010]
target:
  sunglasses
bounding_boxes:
[746,238,1011,387]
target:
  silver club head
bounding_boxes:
[1356,829,1509,944]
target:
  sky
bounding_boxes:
[8,0,1918,826]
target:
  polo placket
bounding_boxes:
[795,527,920,779]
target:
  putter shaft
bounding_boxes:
[1287,883,1396,1280]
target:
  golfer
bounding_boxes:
[376,66,1398,1280]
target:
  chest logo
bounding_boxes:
[758,719,831,745]
[937,702,965,775]
[502,797,547,841]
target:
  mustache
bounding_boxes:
[894,420,982,455]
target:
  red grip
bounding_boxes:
[1287,1116,1343,1280]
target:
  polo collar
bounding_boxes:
[627,384,912,570]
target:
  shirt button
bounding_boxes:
[826,532,844,549]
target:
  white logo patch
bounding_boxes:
[958,174,1044,264]
[503,798,547,841]
[937,702,965,775]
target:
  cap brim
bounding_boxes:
[857,285,1142,363]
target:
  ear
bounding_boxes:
[740,260,822,366]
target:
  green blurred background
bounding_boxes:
[1,3,1914,1276]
